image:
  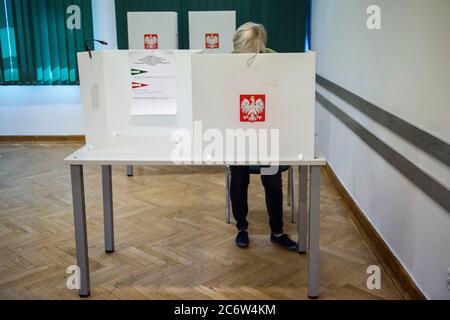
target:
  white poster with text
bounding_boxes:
[129,50,177,115]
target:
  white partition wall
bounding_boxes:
[127,12,178,49]
[188,11,236,53]
[191,52,316,162]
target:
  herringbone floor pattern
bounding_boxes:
[0,143,404,299]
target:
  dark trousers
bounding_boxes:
[230,166,283,234]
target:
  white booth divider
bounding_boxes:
[188,11,236,53]
[77,50,198,149]
[127,12,178,50]
[191,52,316,162]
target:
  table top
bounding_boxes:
[64,143,326,166]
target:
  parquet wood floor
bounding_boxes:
[0,143,404,299]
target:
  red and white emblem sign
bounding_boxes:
[240,94,266,123]
[144,34,158,49]
[205,33,219,49]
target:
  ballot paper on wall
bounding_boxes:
[129,50,177,115]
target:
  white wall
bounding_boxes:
[313,0,450,299]
[92,0,118,51]
[0,86,83,135]
[0,0,117,136]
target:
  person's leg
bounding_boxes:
[260,168,284,234]
[230,166,250,231]
[261,168,298,251]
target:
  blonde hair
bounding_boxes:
[233,22,267,53]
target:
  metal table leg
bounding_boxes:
[289,166,296,223]
[102,165,114,253]
[127,165,134,177]
[225,166,231,224]
[308,166,321,299]
[70,165,90,297]
[298,166,308,254]
[287,167,292,206]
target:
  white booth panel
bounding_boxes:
[77,50,197,148]
[191,53,316,161]
[188,11,236,53]
[127,12,178,49]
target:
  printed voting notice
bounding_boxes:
[129,50,177,115]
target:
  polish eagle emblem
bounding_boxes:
[240,95,266,123]
[144,34,158,49]
[205,33,219,49]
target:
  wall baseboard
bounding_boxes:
[0,135,86,142]
[323,164,426,300]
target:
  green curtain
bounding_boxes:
[115,0,307,53]
[0,0,93,85]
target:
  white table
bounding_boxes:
[65,143,326,298]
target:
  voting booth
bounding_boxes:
[66,49,325,299]
[74,50,316,163]
[188,11,236,53]
[127,12,178,49]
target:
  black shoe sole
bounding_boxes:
[270,239,298,251]
[236,242,249,248]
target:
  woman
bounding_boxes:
[230,22,298,251]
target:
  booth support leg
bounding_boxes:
[225,166,231,224]
[127,165,134,177]
[298,166,308,254]
[70,165,90,297]
[289,166,296,223]
[102,165,114,253]
[308,166,321,299]
[287,168,292,207]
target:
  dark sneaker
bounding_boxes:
[235,231,249,248]
[270,234,298,251]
